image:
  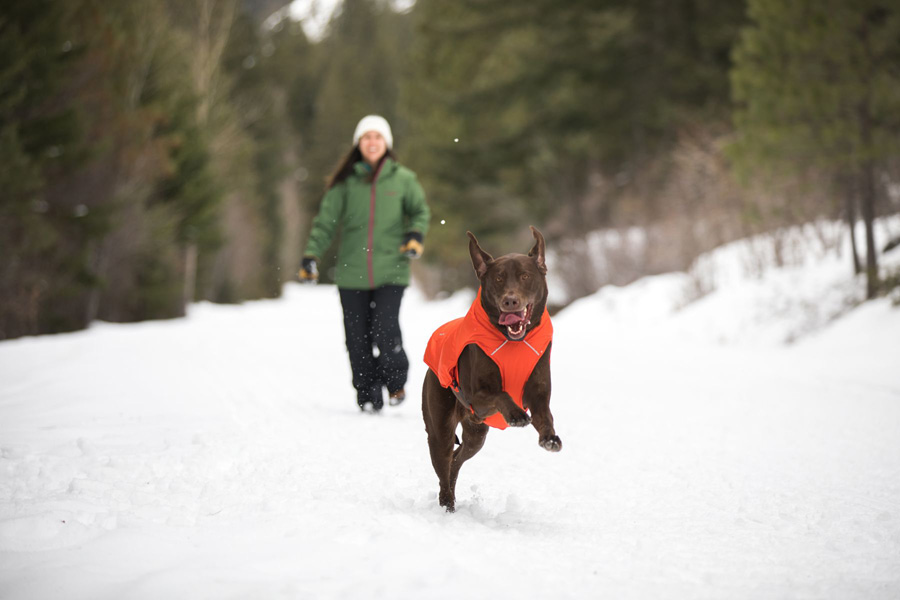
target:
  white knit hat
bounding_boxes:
[353,115,393,149]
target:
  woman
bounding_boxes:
[299,115,430,412]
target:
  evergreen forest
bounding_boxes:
[2,0,899,339]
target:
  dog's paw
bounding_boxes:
[439,491,456,512]
[539,435,562,452]
[505,410,531,428]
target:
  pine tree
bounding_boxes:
[0,0,95,338]
[731,0,900,298]
[224,11,293,297]
[0,0,306,338]
[406,0,746,293]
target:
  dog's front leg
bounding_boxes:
[459,345,531,427]
[469,388,531,427]
[523,346,561,451]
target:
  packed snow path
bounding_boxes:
[1,279,899,599]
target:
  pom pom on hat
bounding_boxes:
[353,115,393,149]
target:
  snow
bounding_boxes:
[267,0,417,40]
[2,225,900,599]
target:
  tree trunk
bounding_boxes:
[859,163,879,299]
[856,21,879,299]
[85,240,103,324]
[183,244,198,315]
[844,181,861,275]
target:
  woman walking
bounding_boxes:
[299,115,430,412]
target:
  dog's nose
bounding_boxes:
[501,295,521,311]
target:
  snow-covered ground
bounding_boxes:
[2,224,899,599]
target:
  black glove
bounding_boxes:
[298,256,318,283]
[399,232,424,259]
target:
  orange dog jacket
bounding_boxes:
[424,288,553,429]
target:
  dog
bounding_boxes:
[422,226,561,512]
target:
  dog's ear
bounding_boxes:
[528,226,547,274]
[467,231,493,279]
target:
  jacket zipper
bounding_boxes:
[367,161,385,288]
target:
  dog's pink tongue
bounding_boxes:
[499,311,525,325]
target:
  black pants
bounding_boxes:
[338,285,408,396]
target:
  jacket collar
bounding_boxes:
[353,157,396,178]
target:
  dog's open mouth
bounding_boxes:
[498,304,533,340]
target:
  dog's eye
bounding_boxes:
[495,275,503,283]
[521,273,530,280]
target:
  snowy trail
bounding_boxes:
[1,279,900,599]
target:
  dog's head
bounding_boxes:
[467,226,548,341]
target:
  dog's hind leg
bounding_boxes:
[422,369,460,511]
[448,419,489,507]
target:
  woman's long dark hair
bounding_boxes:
[326,146,397,189]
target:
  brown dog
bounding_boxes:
[422,227,561,512]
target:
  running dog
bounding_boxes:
[422,227,561,512]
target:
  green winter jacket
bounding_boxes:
[304,158,430,289]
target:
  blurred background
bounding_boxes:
[2,0,899,340]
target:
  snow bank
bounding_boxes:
[559,217,900,347]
